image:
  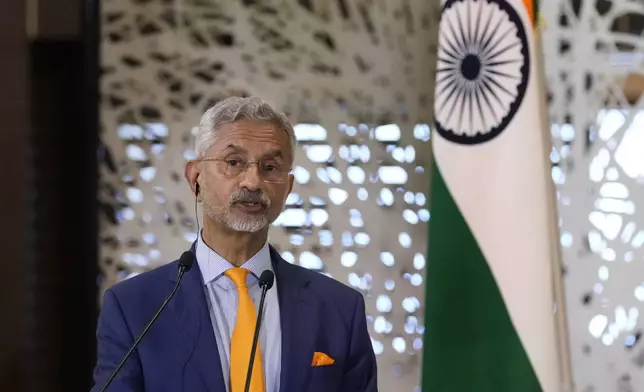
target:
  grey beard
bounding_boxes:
[202,199,269,233]
[221,212,269,232]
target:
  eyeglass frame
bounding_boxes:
[193,157,292,184]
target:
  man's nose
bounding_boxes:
[238,163,262,190]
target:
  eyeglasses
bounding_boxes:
[196,158,291,184]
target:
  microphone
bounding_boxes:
[99,251,195,392]
[244,270,275,392]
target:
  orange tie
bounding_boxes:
[226,268,265,392]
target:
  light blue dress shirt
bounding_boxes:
[196,234,281,392]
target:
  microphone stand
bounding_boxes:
[244,282,270,392]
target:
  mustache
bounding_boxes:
[230,188,270,206]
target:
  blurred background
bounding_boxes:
[0,0,643,391]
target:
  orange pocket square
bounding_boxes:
[311,351,335,367]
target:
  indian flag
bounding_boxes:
[422,0,563,391]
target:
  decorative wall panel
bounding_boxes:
[542,1,644,391]
[99,1,438,391]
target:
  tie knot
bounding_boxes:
[225,268,250,288]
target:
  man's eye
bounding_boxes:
[263,164,276,172]
[226,159,240,167]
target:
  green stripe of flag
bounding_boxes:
[421,164,542,391]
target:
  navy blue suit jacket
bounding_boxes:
[91,245,378,392]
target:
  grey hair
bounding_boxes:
[195,96,296,160]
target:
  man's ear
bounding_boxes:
[185,160,199,196]
[287,173,295,195]
[282,173,295,205]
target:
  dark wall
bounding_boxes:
[34,0,83,38]
[0,0,28,388]
[26,37,99,391]
[0,1,100,391]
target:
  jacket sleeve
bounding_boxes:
[90,289,144,392]
[339,293,378,392]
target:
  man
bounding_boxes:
[91,96,378,392]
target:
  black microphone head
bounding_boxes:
[259,270,275,290]
[178,251,195,272]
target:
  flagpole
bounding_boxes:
[534,19,576,392]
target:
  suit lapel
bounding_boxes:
[271,247,319,392]
[168,248,225,392]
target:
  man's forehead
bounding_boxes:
[207,137,290,160]
[212,122,290,150]
[217,122,286,141]
[221,143,284,158]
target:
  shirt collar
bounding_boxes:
[196,231,272,285]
